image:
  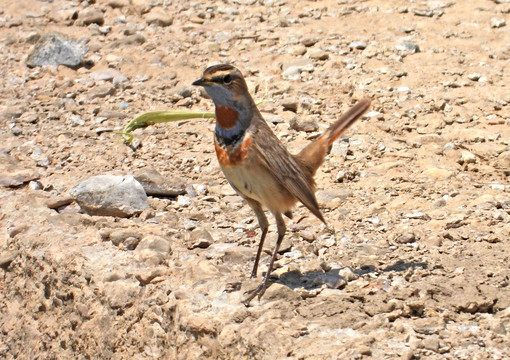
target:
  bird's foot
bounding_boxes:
[242,280,271,306]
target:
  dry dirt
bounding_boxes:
[1,0,510,359]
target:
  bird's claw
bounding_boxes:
[242,282,269,306]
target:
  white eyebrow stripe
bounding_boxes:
[205,70,233,80]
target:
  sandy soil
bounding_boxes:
[0,0,509,359]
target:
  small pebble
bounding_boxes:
[405,212,429,220]
[187,229,214,249]
[77,8,105,26]
[396,42,420,54]
[301,38,318,47]
[177,195,192,208]
[490,18,506,28]
[491,183,505,191]
[459,151,476,165]
[467,73,481,81]
[397,86,411,93]
[195,184,208,195]
[289,116,318,132]
[413,9,433,17]
[300,230,315,242]
[443,142,456,151]
[28,180,43,190]
[363,110,383,119]
[349,41,367,50]
[308,49,329,60]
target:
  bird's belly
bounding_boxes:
[215,133,297,213]
[220,161,297,213]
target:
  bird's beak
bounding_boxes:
[192,78,211,86]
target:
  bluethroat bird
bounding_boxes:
[192,64,371,304]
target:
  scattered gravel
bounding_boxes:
[0,0,509,359]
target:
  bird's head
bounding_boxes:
[192,64,254,110]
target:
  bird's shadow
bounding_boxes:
[274,260,428,291]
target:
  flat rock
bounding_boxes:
[0,154,40,187]
[288,45,307,56]
[76,8,104,26]
[107,34,146,48]
[87,85,115,100]
[45,194,74,209]
[90,69,129,84]
[420,167,454,180]
[316,189,352,209]
[223,246,255,264]
[308,49,329,60]
[134,168,186,197]
[136,235,171,254]
[69,174,150,217]
[301,38,319,47]
[26,33,87,69]
[145,9,173,27]
[0,169,40,187]
[262,113,284,124]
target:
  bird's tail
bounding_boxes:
[295,97,371,177]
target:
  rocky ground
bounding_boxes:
[1,0,509,359]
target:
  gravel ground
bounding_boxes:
[0,0,509,359]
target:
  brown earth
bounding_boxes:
[0,0,509,359]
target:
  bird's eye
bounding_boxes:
[223,74,232,84]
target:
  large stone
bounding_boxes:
[69,175,150,217]
[26,33,87,69]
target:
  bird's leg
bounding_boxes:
[252,227,268,278]
[244,198,268,278]
[243,212,286,305]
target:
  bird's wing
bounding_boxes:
[252,118,325,223]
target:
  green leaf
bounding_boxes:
[121,110,215,143]
[120,99,267,144]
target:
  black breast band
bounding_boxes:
[216,129,245,147]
